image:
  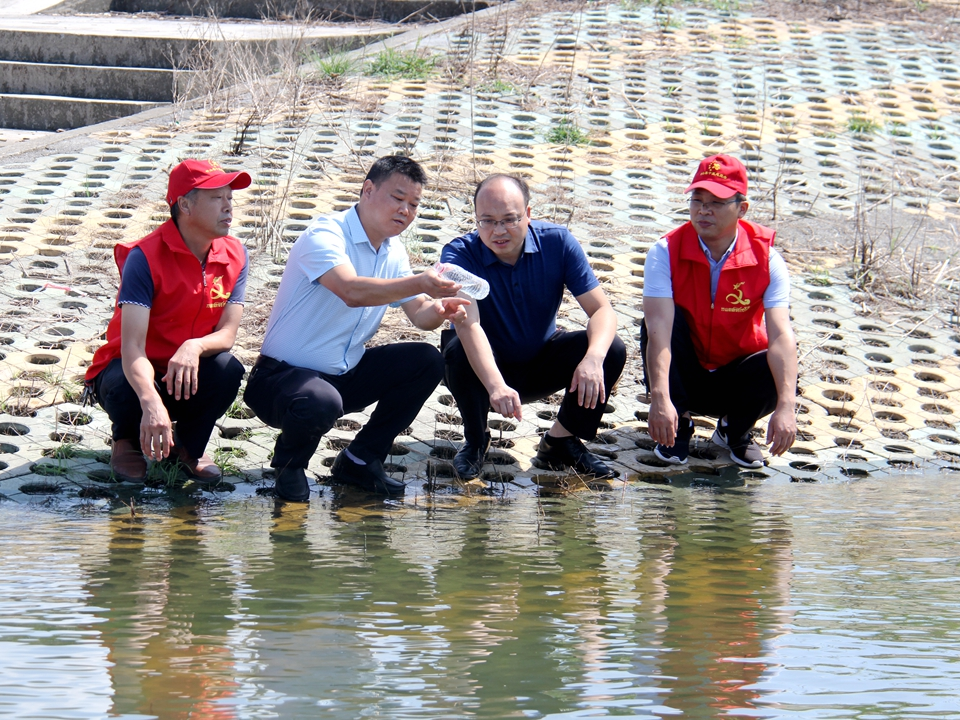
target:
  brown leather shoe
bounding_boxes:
[111,438,146,483]
[174,446,222,484]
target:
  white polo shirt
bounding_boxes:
[261,205,416,374]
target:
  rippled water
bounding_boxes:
[2,474,960,719]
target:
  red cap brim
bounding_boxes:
[684,179,739,199]
[194,171,252,192]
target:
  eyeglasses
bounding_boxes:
[689,198,740,213]
[478,217,522,230]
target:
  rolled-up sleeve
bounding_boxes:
[763,248,790,308]
[641,239,673,299]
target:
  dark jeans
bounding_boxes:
[243,343,445,470]
[93,353,244,458]
[639,312,778,440]
[442,330,627,446]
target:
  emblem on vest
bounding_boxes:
[722,282,751,313]
[208,275,231,308]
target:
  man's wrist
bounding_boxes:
[775,393,796,412]
[139,389,163,410]
[650,387,670,403]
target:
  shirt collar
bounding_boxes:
[161,218,230,263]
[347,204,393,251]
[697,225,740,266]
[479,224,540,267]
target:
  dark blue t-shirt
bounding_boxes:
[440,220,599,363]
[118,246,249,308]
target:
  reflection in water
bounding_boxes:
[654,489,793,717]
[88,506,247,719]
[1,477,960,718]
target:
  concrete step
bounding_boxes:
[106,0,492,24]
[0,28,200,69]
[0,17,394,68]
[0,60,189,102]
[0,93,161,132]
[0,15,393,131]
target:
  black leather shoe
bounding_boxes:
[275,466,310,502]
[452,432,491,480]
[332,452,405,496]
[534,435,618,479]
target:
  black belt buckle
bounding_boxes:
[255,354,283,372]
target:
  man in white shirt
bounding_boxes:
[245,156,468,501]
[642,155,797,468]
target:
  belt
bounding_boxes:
[253,354,285,372]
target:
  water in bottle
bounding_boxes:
[434,262,490,300]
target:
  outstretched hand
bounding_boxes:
[435,297,471,323]
[419,269,461,298]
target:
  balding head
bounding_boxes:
[474,174,530,209]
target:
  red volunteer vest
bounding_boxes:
[85,219,246,380]
[666,219,775,370]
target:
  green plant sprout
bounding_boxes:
[546,118,589,145]
[366,47,438,81]
[847,114,880,135]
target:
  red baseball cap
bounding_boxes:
[685,154,748,199]
[166,159,251,205]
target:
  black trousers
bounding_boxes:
[243,343,445,470]
[442,330,627,446]
[639,312,778,440]
[93,353,244,458]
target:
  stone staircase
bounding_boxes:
[0,13,394,132]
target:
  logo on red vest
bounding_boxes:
[208,275,231,308]
[721,282,752,313]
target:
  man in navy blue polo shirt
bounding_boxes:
[440,174,626,480]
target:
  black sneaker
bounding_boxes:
[654,417,694,465]
[275,465,310,502]
[711,419,765,469]
[452,432,491,480]
[332,452,405,496]
[533,435,617,479]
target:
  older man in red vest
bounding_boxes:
[641,155,797,468]
[85,159,251,483]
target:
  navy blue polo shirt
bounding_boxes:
[440,220,599,363]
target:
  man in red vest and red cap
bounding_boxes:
[85,159,251,484]
[641,154,797,468]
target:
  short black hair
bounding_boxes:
[169,187,200,223]
[474,174,530,208]
[363,155,427,189]
[733,192,747,204]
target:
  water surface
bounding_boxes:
[2,475,959,719]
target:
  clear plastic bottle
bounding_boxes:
[434,262,490,300]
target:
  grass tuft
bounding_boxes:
[366,48,438,81]
[311,51,356,82]
[847,114,881,135]
[546,118,589,146]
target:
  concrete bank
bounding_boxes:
[0,0,959,506]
